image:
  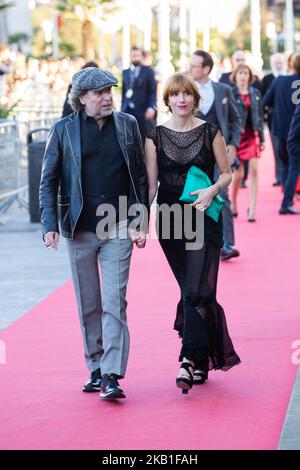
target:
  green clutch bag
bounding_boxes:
[179,165,225,222]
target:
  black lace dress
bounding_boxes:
[147,122,241,372]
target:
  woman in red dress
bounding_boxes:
[231,64,265,221]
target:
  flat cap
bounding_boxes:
[72,67,118,93]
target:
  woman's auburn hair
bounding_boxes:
[230,63,255,85]
[163,73,200,113]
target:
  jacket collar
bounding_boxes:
[65,112,81,174]
[112,111,129,163]
[64,111,129,169]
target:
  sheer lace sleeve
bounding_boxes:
[210,123,220,142]
[146,127,157,146]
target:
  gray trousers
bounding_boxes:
[66,224,133,378]
[214,166,235,246]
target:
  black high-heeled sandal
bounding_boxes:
[194,369,208,385]
[176,360,194,394]
[247,208,256,222]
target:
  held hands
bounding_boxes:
[190,185,218,212]
[129,229,147,249]
[226,145,237,165]
[44,231,59,250]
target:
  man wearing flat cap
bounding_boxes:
[39,67,149,400]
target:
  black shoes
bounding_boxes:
[220,244,240,261]
[247,208,256,222]
[194,360,208,385]
[176,359,194,394]
[194,369,208,385]
[82,368,102,392]
[100,374,126,399]
[279,206,300,215]
[272,181,281,187]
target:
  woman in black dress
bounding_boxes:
[145,73,241,394]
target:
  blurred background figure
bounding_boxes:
[261,53,287,187]
[287,104,300,210]
[189,50,242,261]
[219,50,262,92]
[142,50,153,67]
[121,46,157,143]
[263,53,300,215]
[0,45,14,99]
[231,64,264,222]
[287,53,295,74]
[221,50,262,189]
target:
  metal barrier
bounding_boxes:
[12,106,61,155]
[0,99,62,215]
[0,120,24,213]
[0,81,64,214]
[0,117,58,214]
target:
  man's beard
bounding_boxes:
[95,106,112,116]
[132,61,141,67]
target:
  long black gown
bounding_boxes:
[146,122,241,373]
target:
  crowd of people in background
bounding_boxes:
[1,43,300,254]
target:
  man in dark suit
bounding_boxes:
[283,104,300,214]
[261,53,287,186]
[263,52,300,214]
[121,46,157,143]
[190,50,242,260]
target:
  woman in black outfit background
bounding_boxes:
[145,73,241,394]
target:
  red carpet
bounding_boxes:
[0,137,299,450]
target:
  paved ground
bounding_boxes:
[0,201,70,329]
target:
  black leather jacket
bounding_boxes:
[39,111,149,239]
[232,86,265,142]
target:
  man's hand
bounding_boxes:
[145,108,156,121]
[129,229,147,249]
[227,145,237,165]
[44,231,59,250]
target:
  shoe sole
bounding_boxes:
[100,390,126,400]
[221,252,240,261]
[176,380,192,392]
[82,386,101,393]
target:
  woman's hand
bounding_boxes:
[260,143,265,152]
[190,186,218,212]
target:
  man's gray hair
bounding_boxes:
[70,88,86,112]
